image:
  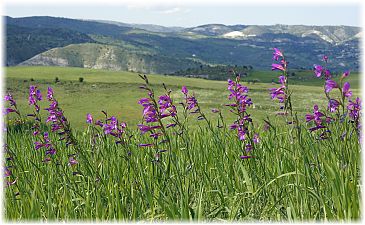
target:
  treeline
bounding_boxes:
[171,64,253,80]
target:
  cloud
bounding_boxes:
[158,7,191,14]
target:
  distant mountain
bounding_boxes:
[6,23,95,65]
[5,16,361,75]
[87,19,185,33]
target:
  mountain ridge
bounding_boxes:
[6,16,361,75]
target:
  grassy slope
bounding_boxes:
[5,66,361,130]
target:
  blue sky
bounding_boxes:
[5,4,362,27]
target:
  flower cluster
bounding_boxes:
[181,86,200,114]
[94,113,128,145]
[45,87,74,146]
[137,75,176,150]
[28,85,42,112]
[4,144,17,187]
[305,105,332,132]
[269,76,286,103]
[270,48,290,114]
[34,132,57,158]
[4,93,20,116]
[226,75,256,156]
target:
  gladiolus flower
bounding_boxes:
[313,64,323,77]
[272,64,285,71]
[86,113,93,124]
[325,80,338,93]
[342,82,352,98]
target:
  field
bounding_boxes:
[5,66,360,129]
[4,65,362,221]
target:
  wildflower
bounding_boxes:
[306,105,332,133]
[342,82,352,99]
[324,69,332,80]
[347,97,361,121]
[313,64,323,77]
[245,144,252,152]
[138,143,154,147]
[325,80,338,93]
[211,108,220,113]
[29,86,42,112]
[4,93,20,116]
[253,133,260,144]
[272,48,283,61]
[269,86,286,103]
[341,70,350,79]
[322,55,328,63]
[137,124,161,134]
[240,155,253,159]
[86,113,93,124]
[47,87,54,101]
[272,63,285,71]
[181,86,188,95]
[5,167,11,177]
[68,157,78,166]
[328,99,340,112]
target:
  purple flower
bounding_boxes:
[142,105,158,123]
[138,98,151,107]
[272,64,285,71]
[137,124,161,134]
[269,86,285,103]
[253,133,260,144]
[138,143,154,147]
[272,48,283,61]
[245,144,252,152]
[166,123,176,128]
[328,99,340,112]
[347,97,361,121]
[28,86,42,113]
[182,86,188,95]
[342,82,352,99]
[240,155,253,159]
[86,113,93,124]
[313,64,323,77]
[324,70,331,80]
[341,70,350,79]
[34,141,43,150]
[68,157,78,166]
[186,96,198,110]
[309,125,326,132]
[211,108,220,113]
[278,76,286,85]
[5,167,11,177]
[325,80,338,93]
[322,55,328,63]
[47,87,54,100]
[158,95,176,116]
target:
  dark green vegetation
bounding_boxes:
[6,24,95,65]
[4,67,361,221]
[6,16,360,74]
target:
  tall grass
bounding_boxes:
[4,100,360,221]
[4,51,361,221]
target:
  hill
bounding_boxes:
[5,16,361,75]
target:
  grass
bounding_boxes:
[5,66,360,129]
[4,66,361,221]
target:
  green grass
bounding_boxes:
[4,66,361,221]
[5,66,360,129]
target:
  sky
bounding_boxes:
[4,3,362,27]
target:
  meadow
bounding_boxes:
[3,52,362,222]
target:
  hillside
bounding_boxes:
[5,16,361,75]
[19,43,201,74]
